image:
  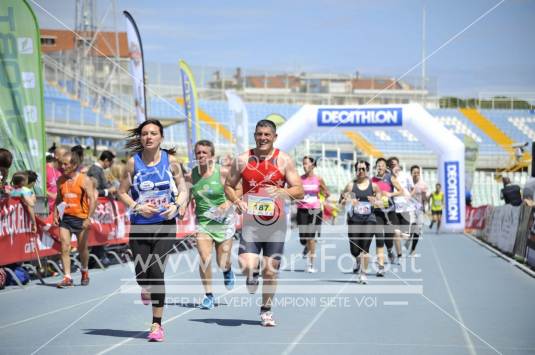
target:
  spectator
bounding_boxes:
[523,177,535,207]
[23,170,38,207]
[86,151,116,267]
[46,145,68,214]
[500,177,522,206]
[87,151,116,198]
[109,162,125,191]
[0,148,13,196]
[10,172,37,233]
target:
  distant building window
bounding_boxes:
[76,38,92,47]
[41,37,56,46]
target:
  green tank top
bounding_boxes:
[430,191,444,211]
[191,164,226,218]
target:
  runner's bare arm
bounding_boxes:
[370,182,383,207]
[83,175,98,220]
[224,154,245,203]
[224,154,248,213]
[53,177,64,225]
[117,157,136,209]
[319,177,330,198]
[390,175,404,197]
[338,182,353,204]
[220,162,242,201]
[278,153,304,200]
[169,156,189,207]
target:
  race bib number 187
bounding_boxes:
[247,195,275,216]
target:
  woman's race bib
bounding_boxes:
[303,194,319,204]
[247,195,275,216]
[353,201,372,215]
[139,190,170,212]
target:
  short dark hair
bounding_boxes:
[374,157,387,167]
[71,145,84,162]
[410,165,420,173]
[194,140,215,156]
[46,153,55,163]
[303,156,317,167]
[255,119,277,133]
[25,170,38,184]
[0,148,13,169]
[100,150,116,162]
[355,160,370,172]
[386,156,399,169]
[11,172,27,187]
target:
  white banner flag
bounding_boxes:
[225,90,249,153]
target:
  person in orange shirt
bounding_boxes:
[54,150,97,288]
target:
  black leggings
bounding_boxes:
[129,220,176,307]
[374,210,397,251]
[411,233,420,252]
[296,208,322,245]
[347,218,376,258]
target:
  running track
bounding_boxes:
[1,228,534,355]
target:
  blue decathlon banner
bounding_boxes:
[317,108,403,127]
[444,161,461,224]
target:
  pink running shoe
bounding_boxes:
[260,311,276,327]
[141,288,150,306]
[147,323,164,342]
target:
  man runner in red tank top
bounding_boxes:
[225,119,304,327]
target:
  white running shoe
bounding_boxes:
[357,273,368,284]
[260,311,277,327]
[306,266,317,273]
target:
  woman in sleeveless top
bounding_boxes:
[371,158,404,273]
[189,140,238,310]
[296,156,329,273]
[339,160,382,284]
[118,119,188,342]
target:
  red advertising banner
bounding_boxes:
[0,197,61,266]
[0,197,199,266]
[87,198,130,246]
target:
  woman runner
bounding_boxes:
[118,119,188,342]
[296,156,329,273]
[340,160,382,284]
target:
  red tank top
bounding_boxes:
[241,149,286,194]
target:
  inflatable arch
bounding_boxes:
[275,104,465,232]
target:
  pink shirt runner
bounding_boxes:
[298,175,321,209]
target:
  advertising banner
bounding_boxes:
[0,0,46,195]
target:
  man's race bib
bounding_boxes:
[247,195,275,216]
[139,190,170,212]
[394,196,414,213]
[353,201,372,215]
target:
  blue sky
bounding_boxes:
[32,0,535,97]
